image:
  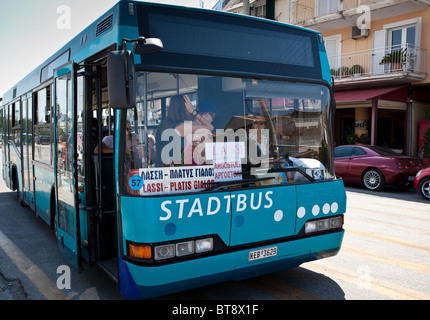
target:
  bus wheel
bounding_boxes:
[12,167,25,206]
[11,166,18,191]
[50,190,58,238]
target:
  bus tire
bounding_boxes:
[11,166,25,206]
[50,188,58,238]
[11,166,18,191]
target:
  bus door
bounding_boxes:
[4,105,11,189]
[54,62,81,269]
[1,108,7,186]
[93,65,117,274]
[22,94,35,210]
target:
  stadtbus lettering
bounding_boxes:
[160,191,274,221]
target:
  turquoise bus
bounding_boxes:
[1,1,346,299]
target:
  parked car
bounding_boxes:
[414,167,430,200]
[334,145,423,191]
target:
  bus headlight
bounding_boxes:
[305,215,343,234]
[154,244,175,260]
[330,216,343,228]
[195,238,213,253]
[318,219,330,231]
[139,237,215,261]
[305,221,318,233]
[176,241,194,257]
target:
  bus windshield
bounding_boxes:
[123,72,333,196]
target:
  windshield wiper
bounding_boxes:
[239,167,316,182]
[202,177,275,192]
[244,167,317,182]
[267,167,316,182]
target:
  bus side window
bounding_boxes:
[34,87,52,165]
[12,102,21,147]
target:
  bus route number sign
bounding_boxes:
[248,246,277,261]
[129,175,144,191]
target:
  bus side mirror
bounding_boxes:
[107,50,136,109]
[107,37,162,109]
[132,38,163,55]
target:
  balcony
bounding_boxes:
[328,44,427,87]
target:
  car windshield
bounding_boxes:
[122,72,334,195]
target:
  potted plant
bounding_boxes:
[330,68,340,78]
[346,133,369,145]
[346,133,359,145]
[340,66,351,77]
[379,48,406,71]
[351,64,365,76]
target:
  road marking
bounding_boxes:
[346,228,430,253]
[244,275,322,300]
[343,244,430,275]
[0,230,70,300]
[306,262,430,300]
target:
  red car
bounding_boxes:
[414,167,430,200]
[334,145,423,191]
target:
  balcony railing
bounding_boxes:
[328,44,427,82]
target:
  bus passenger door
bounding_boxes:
[54,62,81,269]
[22,94,35,210]
[1,108,6,184]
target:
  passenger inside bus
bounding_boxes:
[142,134,156,167]
[124,120,141,170]
[94,116,116,155]
[155,94,214,166]
[195,100,219,126]
[247,115,269,162]
[184,100,219,165]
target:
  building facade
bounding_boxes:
[222,0,430,158]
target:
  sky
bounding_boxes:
[0,0,219,99]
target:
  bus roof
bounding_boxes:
[2,0,324,104]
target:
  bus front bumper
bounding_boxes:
[119,230,344,299]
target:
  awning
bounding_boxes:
[335,86,408,103]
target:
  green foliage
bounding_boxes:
[346,133,369,145]
[379,49,406,65]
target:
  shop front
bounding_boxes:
[334,86,413,155]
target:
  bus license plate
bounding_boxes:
[249,246,277,261]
